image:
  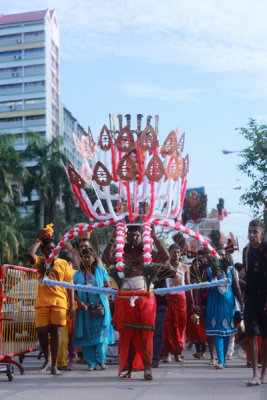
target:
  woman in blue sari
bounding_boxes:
[73,245,114,371]
[204,256,243,369]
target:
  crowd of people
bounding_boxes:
[27,219,267,386]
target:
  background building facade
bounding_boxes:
[0,9,60,152]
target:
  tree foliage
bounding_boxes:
[0,135,27,264]
[21,132,75,230]
[236,119,267,226]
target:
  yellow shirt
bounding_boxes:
[34,255,74,310]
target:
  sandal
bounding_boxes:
[58,365,73,371]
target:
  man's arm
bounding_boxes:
[27,240,41,265]
[184,265,194,313]
[67,288,75,319]
[102,228,116,265]
[151,226,170,263]
[232,269,244,306]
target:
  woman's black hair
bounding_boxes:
[128,149,137,155]
[234,262,243,272]
[80,246,99,274]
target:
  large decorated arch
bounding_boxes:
[45,114,220,277]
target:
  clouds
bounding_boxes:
[3,0,267,100]
[120,82,201,101]
[4,0,267,74]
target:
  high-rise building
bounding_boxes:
[0,9,60,151]
[60,102,85,172]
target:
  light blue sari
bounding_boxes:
[73,265,114,353]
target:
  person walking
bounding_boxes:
[243,219,267,386]
[73,244,114,371]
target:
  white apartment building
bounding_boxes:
[60,102,85,172]
[0,9,60,151]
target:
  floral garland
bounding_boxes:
[115,221,126,278]
[142,223,152,265]
[45,220,117,264]
[152,219,220,259]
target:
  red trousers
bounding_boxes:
[186,297,206,343]
[163,293,187,355]
[113,295,156,374]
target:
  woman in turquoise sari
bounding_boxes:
[73,245,114,370]
[204,255,243,369]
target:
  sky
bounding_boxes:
[2,0,267,261]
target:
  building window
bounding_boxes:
[24,47,45,58]
[0,50,22,60]
[25,115,45,121]
[24,64,45,75]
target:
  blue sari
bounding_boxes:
[205,266,237,337]
[73,265,114,348]
[205,266,237,366]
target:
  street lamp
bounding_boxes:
[227,211,252,218]
[222,150,241,155]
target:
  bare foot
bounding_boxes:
[174,355,184,362]
[51,367,62,375]
[121,371,133,378]
[261,375,267,384]
[144,370,153,380]
[98,363,107,370]
[40,359,51,373]
[247,377,261,386]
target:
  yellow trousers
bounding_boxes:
[57,325,69,368]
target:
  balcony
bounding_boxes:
[0,120,23,129]
[0,37,22,46]
[0,104,23,112]
[25,118,45,127]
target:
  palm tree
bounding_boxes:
[0,203,24,264]
[0,134,27,202]
[0,134,27,264]
[22,132,75,231]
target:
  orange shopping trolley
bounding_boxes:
[0,264,38,380]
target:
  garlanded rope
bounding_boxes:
[42,277,228,296]
[45,220,117,264]
[115,221,126,278]
[152,219,220,259]
[143,223,152,265]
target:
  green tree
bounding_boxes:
[0,134,27,264]
[236,119,267,228]
[0,203,24,264]
[22,132,75,231]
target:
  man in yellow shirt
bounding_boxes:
[28,236,74,375]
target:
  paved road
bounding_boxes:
[0,346,266,400]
